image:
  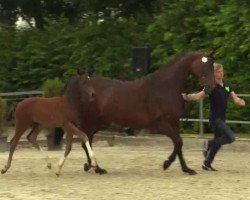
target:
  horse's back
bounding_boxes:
[16,97,40,115]
[86,78,155,127]
[15,96,71,128]
[90,77,185,128]
[16,96,64,111]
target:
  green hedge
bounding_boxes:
[42,77,64,97]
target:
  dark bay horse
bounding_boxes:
[65,51,216,175]
[65,51,215,175]
[1,95,99,176]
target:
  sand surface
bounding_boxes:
[1,140,250,200]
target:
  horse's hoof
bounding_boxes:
[95,167,107,175]
[47,163,52,169]
[189,170,197,175]
[163,160,171,170]
[83,163,91,172]
[55,172,60,177]
[1,169,6,174]
[184,169,197,175]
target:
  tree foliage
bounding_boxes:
[0,0,249,132]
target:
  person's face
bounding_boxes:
[214,68,224,80]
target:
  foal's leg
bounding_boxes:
[55,133,73,176]
[82,134,107,174]
[26,125,52,169]
[1,124,30,174]
[63,123,100,172]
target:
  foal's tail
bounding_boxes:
[5,103,17,122]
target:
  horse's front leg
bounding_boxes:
[55,133,73,176]
[81,136,107,174]
[165,132,196,175]
[158,122,196,175]
[81,140,92,172]
[63,123,106,174]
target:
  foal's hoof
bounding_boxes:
[95,167,107,175]
[183,168,197,175]
[47,163,52,170]
[55,172,60,177]
[163,160,171,170]
[83,163,91,172]
[1,169,7,174]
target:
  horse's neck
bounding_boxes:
[149,62,191,93]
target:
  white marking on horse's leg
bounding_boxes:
[85,141,97,167]
[55,133,72,176]
[55,155,67,176]
[58,156,66,167]
[39,146,51,169]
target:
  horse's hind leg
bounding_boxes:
[55,133,73,176]
[1,123,29,174]
[26,124,52,169]
[27,124,42,150]
[82,134,107,174]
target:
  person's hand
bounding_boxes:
[203,85,213,95]
[239,98,246,106]
[182,93,190,101]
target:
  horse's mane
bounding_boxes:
[143,51,204,82]
[64,52,206,91]
[63,74,91,128]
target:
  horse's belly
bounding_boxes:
[109,113,150,128]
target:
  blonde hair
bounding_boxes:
[214,63,223,70]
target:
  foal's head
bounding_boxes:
[190,52,215,89]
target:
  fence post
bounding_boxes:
[199,99,204,137]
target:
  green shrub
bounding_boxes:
[41,77,64,97]
[0,97,7,136]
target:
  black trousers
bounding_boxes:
[205,118,235,165]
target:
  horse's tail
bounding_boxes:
[5,103,17,122]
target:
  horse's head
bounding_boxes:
[190,52,215,90]
[63,69,91,93]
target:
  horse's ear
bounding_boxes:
[208,51,215,58]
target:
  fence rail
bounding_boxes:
[182,94,250,136]
[0,91,44,97]
[0,91,249,136]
